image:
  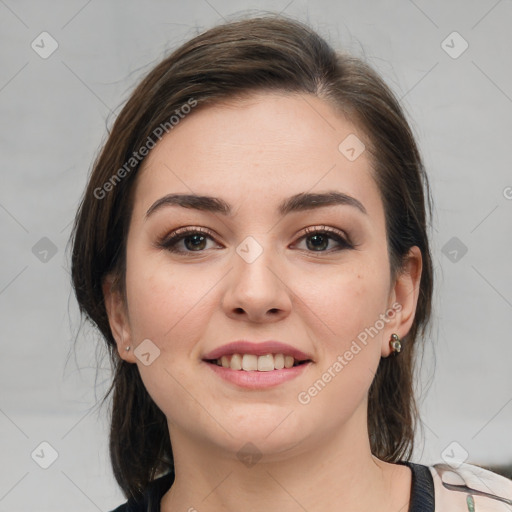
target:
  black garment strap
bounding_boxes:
[145,472,174,512]
[398,461,436,512]
[109,472,174,512]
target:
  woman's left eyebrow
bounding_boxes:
[145,190,367,219]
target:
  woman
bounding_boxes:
[70,14,512,512]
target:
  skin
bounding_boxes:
[103,91,422,512]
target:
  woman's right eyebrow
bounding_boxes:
[145,191,367,220]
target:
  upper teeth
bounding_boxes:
[216,353,298,371]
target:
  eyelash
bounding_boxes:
[156,225,354,255]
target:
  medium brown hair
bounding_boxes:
[70,14,433,502]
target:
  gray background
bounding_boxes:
[1,0,511,510]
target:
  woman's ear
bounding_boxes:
[382,246,423,357]
[102,274,137,363]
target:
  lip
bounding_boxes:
[202,340,313,362]
[204,360,312,389]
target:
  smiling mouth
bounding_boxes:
[205,353,312,371]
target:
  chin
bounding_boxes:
[214,408,311,455]
[212,433,308,466]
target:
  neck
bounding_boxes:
[160,408,411,512]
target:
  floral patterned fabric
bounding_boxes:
[430,462,512,511]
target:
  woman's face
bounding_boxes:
[105,91,421,461]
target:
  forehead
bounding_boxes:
[132,91,383,222]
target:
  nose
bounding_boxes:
[221,237,292,323]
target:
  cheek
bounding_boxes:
[123,256,214,419]
[294,267,388,425]
[124,252,215,350]
[305,261,391,348]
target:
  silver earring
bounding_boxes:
[125,346,131,351]
[389,334,401,354]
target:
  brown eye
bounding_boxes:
[181,233,208,251]
[296,227,353,252]
[306,233,329,251]
[158,228,218,254]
